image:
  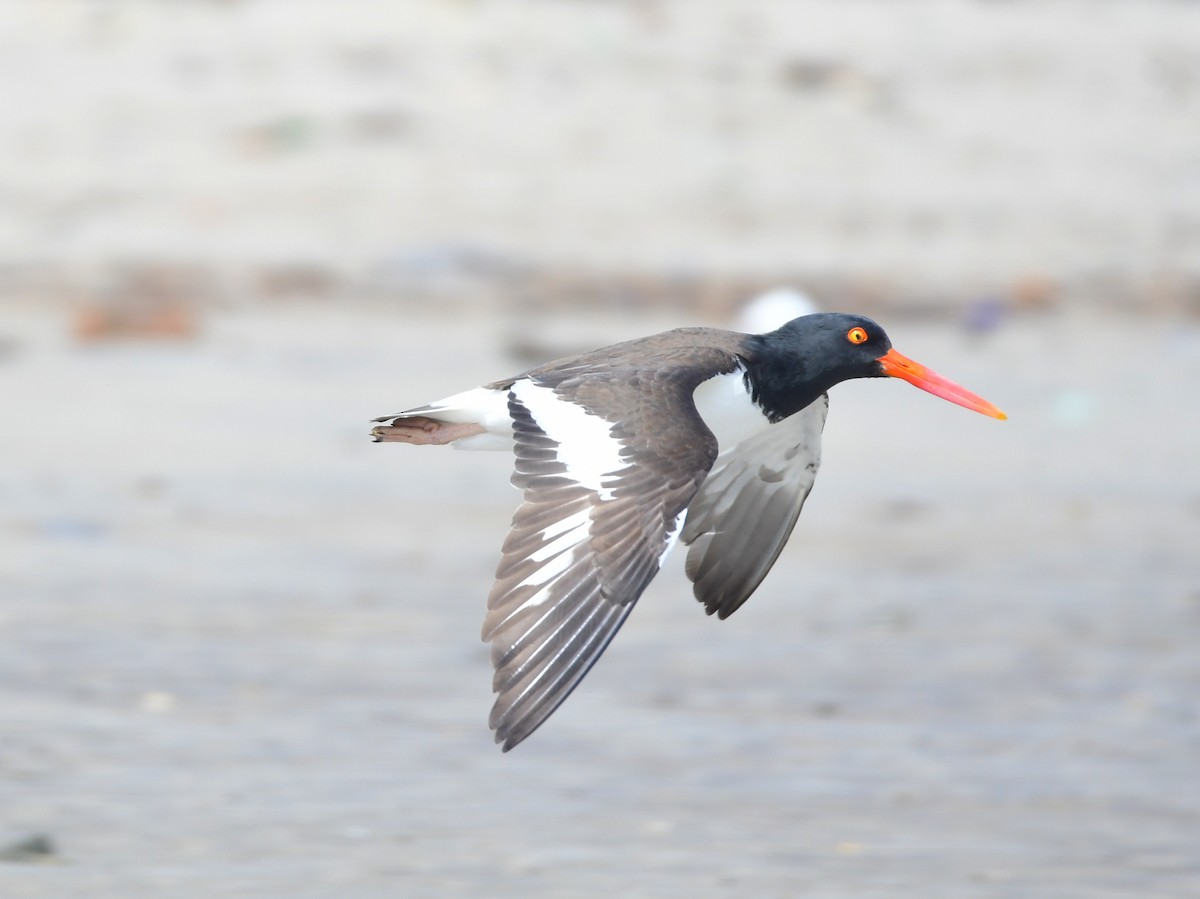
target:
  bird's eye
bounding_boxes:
[847,327,868,344]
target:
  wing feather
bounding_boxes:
[681,394,829,619]
[483,383,716,750]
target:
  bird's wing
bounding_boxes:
[681,394,829,619]
[483,360,728,750]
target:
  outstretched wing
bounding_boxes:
[483,355,731,750]
[681,394,829,619]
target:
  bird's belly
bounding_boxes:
[692,369,773,454]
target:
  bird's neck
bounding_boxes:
[743,354,832,423]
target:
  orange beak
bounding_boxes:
[878,348,1007,420]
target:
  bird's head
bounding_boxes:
[755,313,1007,421]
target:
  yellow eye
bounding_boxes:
[847,327,868,344]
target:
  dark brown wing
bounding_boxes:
[483,347,736,750]
[681,394,828,619]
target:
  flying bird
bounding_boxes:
[372,313,1006,750]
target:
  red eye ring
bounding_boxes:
[847,327,868,344]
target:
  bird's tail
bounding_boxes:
[370,386,514,450]
[370,413,485,445]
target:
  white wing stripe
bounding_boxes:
[528,509,591,563]
[509,379,624,501]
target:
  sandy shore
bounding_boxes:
[1,301,1197,897]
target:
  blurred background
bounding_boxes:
[2,2,1198,897]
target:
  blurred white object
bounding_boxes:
[735,288,819,333]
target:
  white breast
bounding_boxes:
[691,366,772,454]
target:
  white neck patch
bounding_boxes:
[692,366,772,454]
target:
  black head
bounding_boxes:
[745,313,893,420]
[744,312,1007,422]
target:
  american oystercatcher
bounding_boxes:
[372,313,1005,750]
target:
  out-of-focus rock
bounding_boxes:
[0,834,57,864]
[72,265,206,342]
